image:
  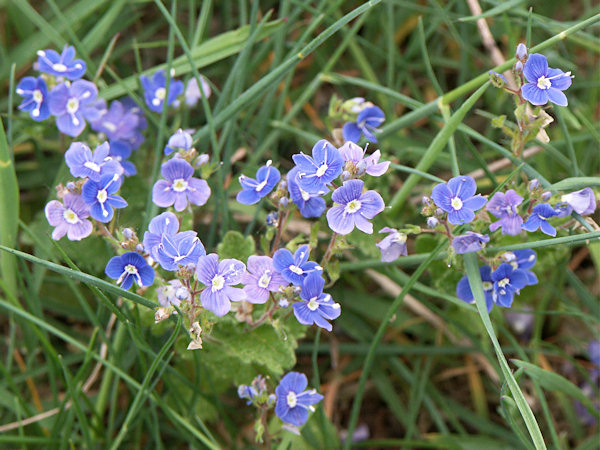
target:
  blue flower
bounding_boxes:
[164,129,193,155]
[376,227,407,262]
[286,168,326,218]
[45,194,92,241]
[140,70,184,112]
[451,232,490,254]
[241,255,287,304]
[491,263,528,308]
[293,272,341,331]
[275,372,323,427]
[522,203,560,236]
[273,245,322,286]
[143,212,179,260]
[36,45,86,80]
[486,189,524,235]
[156,230,205,271]
[338,141,390,177]
[152,159,211,212]
[184,76,211,106]
[456,265,495,312]
[106,140,137,177]
[90,99,143,146]
[561,188,596,216]
[342,106,385,143]
[326,179,385,235]
[431,176,487,225]
[195,254,246,316]
[521,54,573,106]
[157,279,190,307]
[16,76,50,121]
[105,252,155,290]
[292,140,344,194]
[64,142,122,181]
[48,80,99,136]
[236,163,281,205]
[81,173,128,222]
[501,249,538,286]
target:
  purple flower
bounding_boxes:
[48,80,99,136]
[45,194,93,241]
[273,245,322,286]
[522,203,560,236]
[65,142,122,181]
[342,106,385,143]
[292,140,344,194]
[91,100,141,144]
[184,76,211,106]
[157,279,190,307]
[561,188,596,215]
[241,256,288,304]
[16,76,50,121]
[521,54,573,106]
[140,69,184,113]
[589,341,600,368]
[338,141,390,177]
[143,212,179,260]
[164,129,193,155]
[156,231,205,271]
[286,168,326,218]
[293,272,341,331]
[36,45,86,80]
[456,265,495,312]
[431,176,487,225]
[106,140,137,177]
[105,252,155,290]
[376,227,407,262]
[81,173,128,222]
[501,249,538,286]
[326,179,385,235]
[491,263,528,308]
[195,254,246,316]
[152,159,211,212]
[236,163,281,205]
[452,232,490,254]
[275,372,323,427]
[486,189,524,235]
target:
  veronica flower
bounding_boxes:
[184,76,211,106]
[195,253,246,316]
[275,372,323,427]
[106,140,137,177]
[91,100,141,144]
[286,168,326,218]
[81,173,128,222]
[48,80,99,136]
[143,212,179,260]
[156,231,205,271]
[157,279,190,307]
[486,189,523,235]
[293,272,341,331]
[36,45,86,80]
[522,203,560,236]
[561,188,596,215]
[376,227,407,262]
[140,69,184,112]
[152,159,211,212]
[491,263,528,308]
[326,179,385,235]
[501,249,538,286]
[456,266,496,312]
[236,163,281,205]
[338,141,390,177]
[292,140,344,194]
[16,76,50,121]
[452,232,490,254]
[273,245,322,286]
[521,54,573,106]
[342,106,385,143]
[164,129,193,155]
[105,252,155,290]
[65,142,122,181]
[241,256,287,304]
[45,194,93,241]
[431,176,487,225]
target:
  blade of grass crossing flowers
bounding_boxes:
[0,119,18,300]
[464,253,546,449]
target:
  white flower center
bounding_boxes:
[300,188,311,201]
[451,196,463,210]
[482,281,493,291]
[498,277,510,288]
[286,391,297,408]
[289,265,303,275]
[63,208,79,224]
[212,275,225,291]
[537,76,552,90]
[316,163,328,177]
[33,89,43,103]
[52,63,67,72]
[103,121,117,133]
[510,261,519,270]
[97,189,108,203]
[345,199,362,214]
[307,297,319,311]
[66,98,79,114]
[155,87,166,100]
[172,178,188,192]
[392,232,407,244]
[258,271,271,289]
[125,264,138,274]
[84,161,101,172]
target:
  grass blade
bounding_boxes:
[0,118,18,299]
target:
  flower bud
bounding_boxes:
[541,191,552,201]
[489,70,506,88]
[514,61,524,73]
[279,197,289,208]
[426,217,439,228]
[515,43,528,61]
[266,212,278,227]
[528,179,540,191]
[122,228,135,240]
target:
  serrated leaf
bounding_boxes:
[217,230,255,262]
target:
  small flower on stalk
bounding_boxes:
[486,189,523,235]
[489,71,507,88]
[152,159,211,212]
[140,69,184,112]
[48,80,99,136]
[156,231,205,271]
[338,141,390,177]
[376,227,407,262]
[287,168,326,218]
[236,162,281,205]
[292,139,344,194]
[515,43,528,62]
[16,76,50,121]
[456,265,495,312]
[65,142,122,181]
[275,372,323,427]
[327,179,385,235]
[293,272,341,331]
[342,106,385,143]
[273,245,322,286]
[491,263,528,308]
[184,76,211,106]
[452,232,490,254]
[81,173,128,222]
[157,279,191,307]
[36,45,86,80]
[143,212,179,260]
[522,203,560,236]
[431,176,487,225]
[195,254,246,316]
[561,188,596,215]
[241,256,287,304]
[164,128,193,155]
[521,54,573,106]
[45,194,93,241]
[105,252,155,290]
[501,249,539,286]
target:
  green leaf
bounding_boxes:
[217,230,256,261]
[550,177,600,191]
[0,118,18,299]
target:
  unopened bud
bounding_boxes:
[122,228,135,240]
[528,179,540,191]
[489,71,507,88]
[541,191,552,201]
[515,43,528,62]
[427,217,439,228]
[514,61,524,73]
